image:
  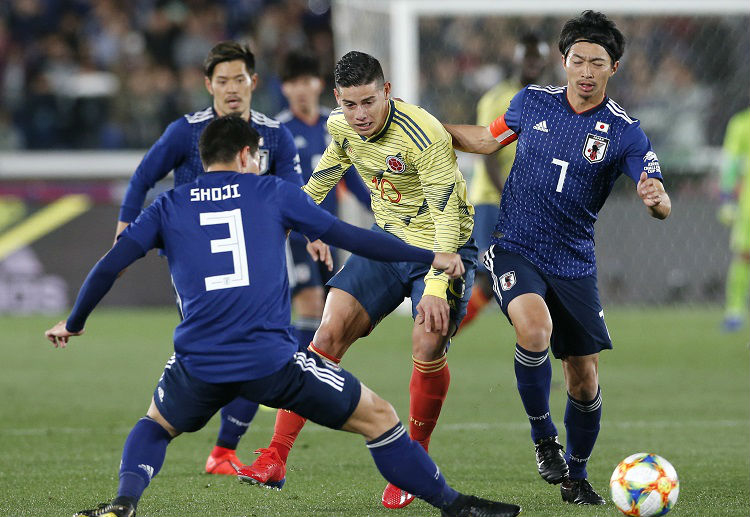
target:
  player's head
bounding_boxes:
[280,51,323,117]
[515,32,549,86]
[558,11,624,101]
[199,114,261,174]
[333,51,391,138]
[204,41,258,120]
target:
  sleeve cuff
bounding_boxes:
[423,276,448,299]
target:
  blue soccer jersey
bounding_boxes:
[119,107,303,223]
[490,85,663,278]
[276,107,370,216]
[120,172,336,383]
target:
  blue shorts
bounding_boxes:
[287,231,325,295]
[483,245,612,359]
[472,203,500,256]
[153,349,361,433]
[327,224,478,331]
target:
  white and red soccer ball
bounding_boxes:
[610,453,679,517]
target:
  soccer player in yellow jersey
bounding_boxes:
[718,106,750,331]
[461,33,548,330]
[243,51,477,509]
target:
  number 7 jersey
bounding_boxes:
[489,85,664,279]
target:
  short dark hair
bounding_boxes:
[199,115,260,167]
[203,41,255,78]
[334,51,384,88]
[280,51,321,82]
[558,10,625,64]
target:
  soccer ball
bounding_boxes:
[610,453,679,517]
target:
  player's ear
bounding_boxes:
[204,75,214,95]
[383,81,391,99]
[333,86,341,105]
[250,73,259,91]
[610,60,619,76]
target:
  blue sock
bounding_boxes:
[217,397,260,449]
[367,423,459,509]
[564,387,602,479]
[293,317,320,349]
[514,344,557,442]
[118,417,172,507]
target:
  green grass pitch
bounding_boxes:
[1,307,748,517]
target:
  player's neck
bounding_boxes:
[565,87,606,114]
[290,104,320,125]
[214,104,251,121]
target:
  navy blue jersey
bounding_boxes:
[276,107,370,216]
[491,85,663,278]
[120,172,336,383]
[119,107,303,222]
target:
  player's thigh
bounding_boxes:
[325,249,408,330]
[292,285,325,318]
[545,275,612,360]
[314,288,373,357]
[408,237,479,332]
[153,353,239,433]
[239,348,362,430]
[483,246,550,347]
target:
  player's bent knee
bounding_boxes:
[341,384,398,441]
[146,398,181,438]
[411,330,449,361]
[515,323,552,351]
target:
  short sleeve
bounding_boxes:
[277,181,337,241]
[503,87,528,134]
[620,122,663,183]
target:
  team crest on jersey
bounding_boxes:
[582,133,609,164]
[500,271,516,291]
[258,149,269,173]
[386,154,406,173]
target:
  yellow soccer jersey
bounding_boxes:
[470,80,521,206]
[304,99,474,299]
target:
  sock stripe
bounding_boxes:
[514,348,548,367]
[413,355,447,373]
[568,388,602,413]
[308,343,341,365]
[366,423,407,449]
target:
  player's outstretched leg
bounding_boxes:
[206,397,259,475]
[76,416,173,517]
[239,343,342,489]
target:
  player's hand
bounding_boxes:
[718,202,737,226]
[415,295,451,335]
[432,252,465,279]
[637,172,665,207]
[307,239,333,271]
[44,321,83,348]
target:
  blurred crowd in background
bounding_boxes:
[0,0,335,149]
[1,0,748,164]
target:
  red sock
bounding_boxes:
[269,342,342,464]
[409,355,450,451]
[210,445,235,457]
[459,288,490,331]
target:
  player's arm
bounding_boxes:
[44,237,148,347]
[116,120,187,242]
[622,125,671,220]
[302,137,351,203]
[342,166,372,208]
[717,114,744,225]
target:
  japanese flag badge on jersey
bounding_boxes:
[583,133,609,164]
[500,271,516,291]
[595,121,609,133]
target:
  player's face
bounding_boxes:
[334,81,391,138]
[205,59,257,119]
[282,76,323,115]
[562,41,618,105]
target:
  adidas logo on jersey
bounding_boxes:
[533,120,549,132]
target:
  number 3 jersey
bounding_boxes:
[119,172,337,383]
[489,85,664,279]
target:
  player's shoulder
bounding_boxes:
[275,109,294,124]
[603,97,639,126]
[251,109,282,129]
[525,84,566,99]
[391,99,448,150]
[183,106,215,125]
